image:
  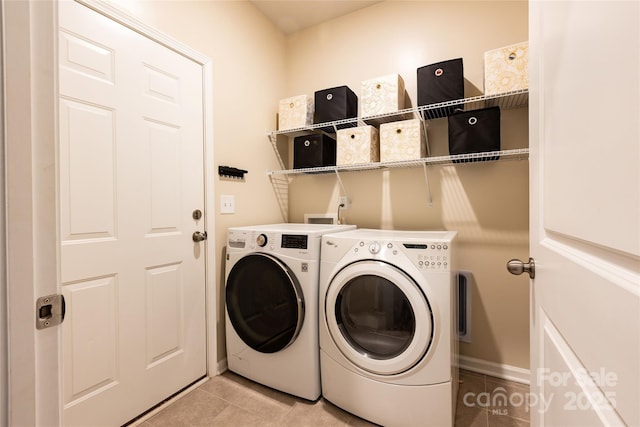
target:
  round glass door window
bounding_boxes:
[226,253,304,353]
[336,274,415,359]
[325,260,433,375]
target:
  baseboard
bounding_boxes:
[458,355,530,385]
[216,358,228,375]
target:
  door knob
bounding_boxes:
[507,257,535,279]
[192,231,208,242]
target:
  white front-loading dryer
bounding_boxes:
[319,229,458,426]
[224,223,355,400]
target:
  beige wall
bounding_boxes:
[122,0,288,363]
[121,0,530,371]
[284,1,531,369]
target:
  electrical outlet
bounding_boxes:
[339,196,351,210]
[220,195,235,214]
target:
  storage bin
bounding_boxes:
[360,74,405,117]
[336,125,379,165]
[448,106,501,162]
[314,86,358,127]
[278,94,313,131]
[379,119,426,162]
[417,58,464,119]
[484,42,529,95]
[293,134,336,169]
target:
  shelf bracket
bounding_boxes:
[268,132,287,170]
[267,132,291,222]
[269,173,290,223]
[334,168,349,200]
[422,163,434,208]
[420,118,431,157]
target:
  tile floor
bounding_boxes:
[133,369,530,427]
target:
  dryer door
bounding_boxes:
[226,253,304,353]
[325,260,433,375]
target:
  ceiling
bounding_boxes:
[249,0,383,35]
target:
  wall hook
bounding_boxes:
[219,165,248,180]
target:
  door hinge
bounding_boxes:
[36,294,66,330]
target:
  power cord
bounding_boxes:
[337,203,345,225]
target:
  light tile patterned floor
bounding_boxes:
[133,370,530,427]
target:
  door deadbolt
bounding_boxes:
[507,257,535,279]
[192,231,208,242]
[192,209,203,220]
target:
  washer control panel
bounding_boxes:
[229,231,309,249]
[228,229,314,258]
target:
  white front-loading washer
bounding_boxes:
[225,223,355,400]
[319,229,458,426]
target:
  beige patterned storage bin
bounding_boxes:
[360,74,405,117]
[278,94,314,131]
[336,125,380,165]
[484,41,529,95]
[379,119,426,162]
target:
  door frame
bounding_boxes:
[3,1,216,424]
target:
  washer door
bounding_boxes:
[325,260,433,375]
[226,253,304,353]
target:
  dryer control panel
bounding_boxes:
[401,242,452,271]
[348,238,453,271]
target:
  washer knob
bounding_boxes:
[256,234,268,247]
[369,242,381,254]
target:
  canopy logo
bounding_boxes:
[462,368,618,416]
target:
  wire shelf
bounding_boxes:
[268,89,529,138]
[266,148,529,176]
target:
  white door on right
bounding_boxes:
[529,1,639,426]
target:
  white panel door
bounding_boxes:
[58,1,206,425]
[529,1,639,426]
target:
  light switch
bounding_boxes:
[220,195,235,214]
